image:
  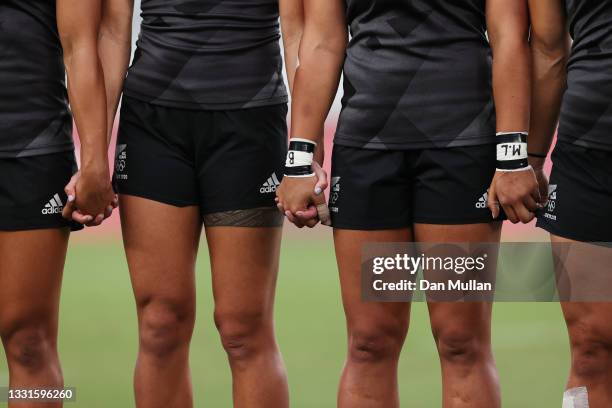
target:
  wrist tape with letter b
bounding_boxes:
[496,132,529,171]
[285,138,316,177]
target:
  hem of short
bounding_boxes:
[123,91,289,111]
[116,190,198,208]
[201,205,279,216]
[556,136,612,152]
[333,133,496,150]
[331,216,500,230]
[0,144,75,159]
[536,219,607,243]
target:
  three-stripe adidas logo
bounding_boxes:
[475,192,489,209]
[41,194,64,215]
[260,173,281,194]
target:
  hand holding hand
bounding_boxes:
[276,162,330,228]
[62,170,118,227]
[487,167,542,224]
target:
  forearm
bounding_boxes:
[280,2,303,93]
[291,44,344,146]
[492,38,531,132]
[529,41,569,157]
[526,0,570,160]
[98,19,131,143]
[63,42,109,171]
[288,0,347,165]
[283,38,301,94]
[57,0,108,172]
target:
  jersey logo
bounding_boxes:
[41,194,64,215]
[260,173,281,194]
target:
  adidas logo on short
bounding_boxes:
[41,194,64,215]
[475,192,488,209]
[260,173,281,194]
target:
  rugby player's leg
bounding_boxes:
[335,229,412,408]
[206,223,288,408]
[120,196,201,408]
[554,235,612,407]
[537,143,612,406]
[0,229,69,408]
[416,223,502,408]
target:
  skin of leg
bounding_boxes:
[120,195,201,408]
[553,234,612,407]
[415,223,502,408]
[0,228,69,408]
[206,226,288,408]
[334,229,413,408]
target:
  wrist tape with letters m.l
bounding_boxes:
[496,132,530,172]
[284,138,316,177]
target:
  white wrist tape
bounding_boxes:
[285,138,316,178]
[286,150,313,168]
[496,132,529,171]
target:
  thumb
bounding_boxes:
[62,200,75,220]
[312,162,328,196]
[487,186,500,220]
[64,174,78,202]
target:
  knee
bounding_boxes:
[2,325,55,373]
[348,324,407,364]
[214,310,273,363]
[139,299,194,359]
[435,328,486,366]
[569,322,612,380]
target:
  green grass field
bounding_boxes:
[1,234,569,407]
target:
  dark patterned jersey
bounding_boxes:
[335,0,495,150]
[123,0,288,110]
[559,0,612,151]
[0,1,73,158]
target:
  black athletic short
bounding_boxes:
[537,142,612,243]
[0,151,80,231]
[114,97,287,224]
[330,144,501,229]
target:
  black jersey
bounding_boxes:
[335,0,495,150]
[0,1,73,158]
[559,0,612,151]
[123,0,288,110]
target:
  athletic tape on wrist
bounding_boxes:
[496,132,529,171]
[285,138,316,177]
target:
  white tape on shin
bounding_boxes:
[562,387,589,408]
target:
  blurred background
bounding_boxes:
[0,3,568,407]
